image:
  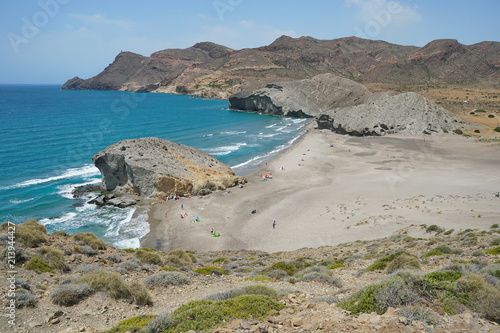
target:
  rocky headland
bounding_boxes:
[92,137,245,198]
[229,73,469,136]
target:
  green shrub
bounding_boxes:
[230,285,278,300]
[39,247,69,272]
[135,249,164,266]
[374,278,420,313]
[52,230,68,237]
[26,256,53,273]
[338,284,384,314]
[104,315,155,333]
[194,266,228,275]
[399,306,437,325]
[426,225,444,233]
[423,271,462,289]
[212,257,229,265]
[492,224,499,229]
[79,271,150,304]
[444,229,454,235]
[471,284,500,323]
[485,247,500,255]
[453,129,463,135]
[161,266,179,272]
[143,271,190,288]
[385,254,420,273]
[16,220,47,247]
[491,238,500,246]
[72,232,107,250]
[423,249,445,257]
[141,313,171,333]
[326,260,347,269]
[366,251,406,271]
[129,282,153,306]
[50,283,94,306]
[494,127,500,133]
[163,249,195,268]
[165,295,284,332]
[475,109,486,113]
[246,276,272,282]
[488,114,495,118]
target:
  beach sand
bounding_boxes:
[141,126,500,253]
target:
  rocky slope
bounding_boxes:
[317,92,467,136]
[1,220,499,333]
[92,137,245,197]
[62,36,500,98]
[229,73,468,136]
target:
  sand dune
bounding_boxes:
[141,125,500,253]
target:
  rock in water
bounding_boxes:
[92,138,245,197]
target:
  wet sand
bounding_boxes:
[141,126,500,253]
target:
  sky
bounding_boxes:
[0,0,499,84]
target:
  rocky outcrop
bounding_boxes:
[92,138,245,197]
[88,193,139,208]
[317,92,468,136]
[229,74,375,117]
[229,74,469,135]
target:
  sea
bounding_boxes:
[0,85,309,248]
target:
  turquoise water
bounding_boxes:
[0,85,308,247]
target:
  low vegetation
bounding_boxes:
[3,219,500,332]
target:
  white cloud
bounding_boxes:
[345,0,421,25]
[345,0,421,41]
[68,13,135,30]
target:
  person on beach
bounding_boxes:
[210,228,214,235]
[273,219,276,229]
[181,203,184,209]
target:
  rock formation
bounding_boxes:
[229,74,469,136]
[92,137,245,197]
[229,74,377,117]
[317,92,467,136]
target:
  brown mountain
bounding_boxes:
[62,36,500,98]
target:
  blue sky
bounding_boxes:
[1,0,499,84]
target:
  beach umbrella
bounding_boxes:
[213,232,221,237]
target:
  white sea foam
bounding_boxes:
[204,143,247,156]
[1,164,99,190]
[105,209,150,249]
[220,131,247,135]
[9,198,34,204]
[231,131,305,170]
[39,212,78,225]
[57,179,101,199]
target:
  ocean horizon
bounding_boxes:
[0,85,309,248]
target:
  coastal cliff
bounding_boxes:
[228,73,375,117]
[92,137,245,197]
[61,36,500,98]
[229,74,468,135]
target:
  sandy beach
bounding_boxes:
[141,125,500,253]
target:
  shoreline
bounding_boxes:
[140,128,500,253]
